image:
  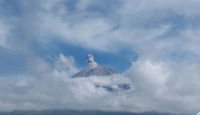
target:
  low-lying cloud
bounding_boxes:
[0,54,199,114]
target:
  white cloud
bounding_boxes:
[0,22,10,48]
[27,0,200,58]
[54,53,79,77]
[3,0,200,55]
[0,54,200,114]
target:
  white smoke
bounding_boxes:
[86,54,98,67]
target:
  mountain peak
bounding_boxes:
[71,54,117,78]
[71,55,131,92]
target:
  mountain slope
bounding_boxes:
[71,65,117,78]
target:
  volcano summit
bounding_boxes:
[71,54,130,91]
[71,54,117,78]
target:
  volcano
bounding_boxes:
[71,54,130,91]
[71,54,117,78]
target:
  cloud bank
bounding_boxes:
[0,54,199,114]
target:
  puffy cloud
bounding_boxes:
[0,53,132,112]
[54,53,79,77]
[0,54,199,114]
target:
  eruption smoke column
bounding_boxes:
[86,54,98,67]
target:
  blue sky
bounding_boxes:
[0,0,138,74]
[1,0,200,114]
